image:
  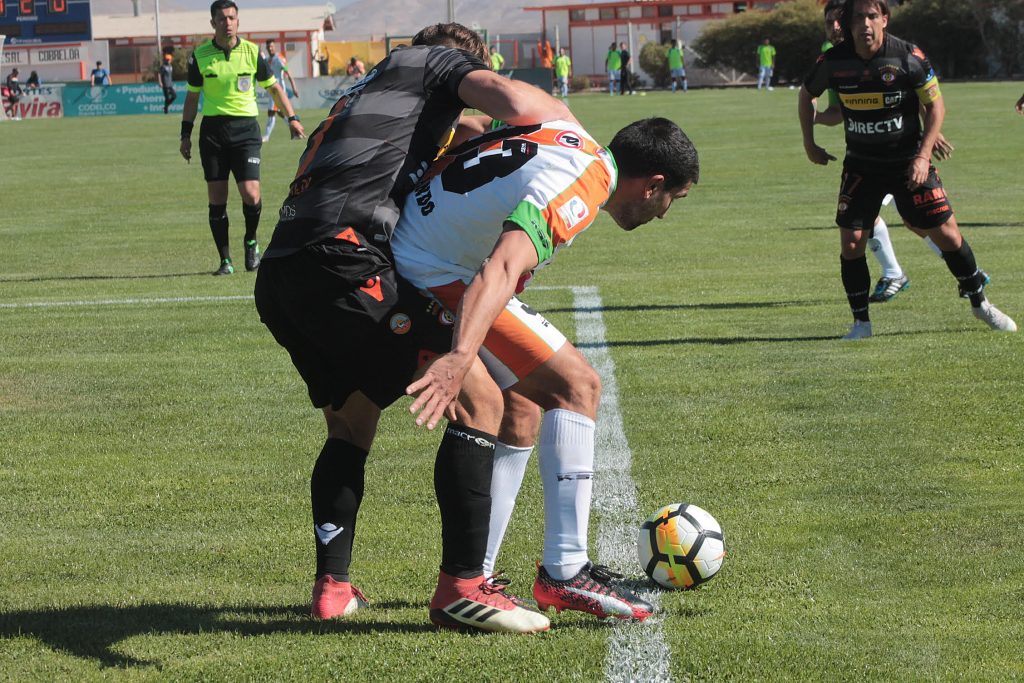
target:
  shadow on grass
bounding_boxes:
[0,271,213,284]
[0,601,430,668]
[542,300,821,315]
[789,221,1024,232]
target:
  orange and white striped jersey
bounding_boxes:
[392,119,617,290]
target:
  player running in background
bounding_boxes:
[262,40,299,142]
[798,0,1016,338]
[159,53,177,114]
[668,39,687,93]
[180,0,304,276]
[396,117,700,622]
[813,0,983,304]
[255,22,572,633]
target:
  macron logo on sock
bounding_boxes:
[315,522,344,545]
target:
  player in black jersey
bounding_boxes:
[798,0,1016,338]
[254,23,572,633]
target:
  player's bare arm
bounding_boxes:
[458,70,576,126]
[268,82,305,138]
[407,226,539,429]
[179,90,201,161]
[917,101,953,160]
[910,96,945,189]
[799,86,836,165]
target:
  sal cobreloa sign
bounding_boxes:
[1,43,83,65]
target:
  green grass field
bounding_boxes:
[2,83,1023,681]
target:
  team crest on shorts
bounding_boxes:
[438,309,455,326]
[837,194,851,213]
[390,313,412,335]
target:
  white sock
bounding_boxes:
[538,409,594,580]
[924,236,943,257]
[264,115,276,139]
[867,217,903,279]
[483,442,533,577]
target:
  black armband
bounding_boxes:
[287,115,300,123]
[180,120,194,139]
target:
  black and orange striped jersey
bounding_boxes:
[804,33,941,165]
[263,45,488,259]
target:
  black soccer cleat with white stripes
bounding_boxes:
[429,571,550,633]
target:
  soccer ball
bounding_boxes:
[637,503,726,589]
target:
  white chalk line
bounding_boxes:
[572,286,672,683]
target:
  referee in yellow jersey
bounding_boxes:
[180,0,305,275]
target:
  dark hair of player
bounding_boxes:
[608,117,699,189]
[824,0,844,16]
[210,0,238,18]
[412,23,487,63]
[840,0,889,44]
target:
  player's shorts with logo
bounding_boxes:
[836,158,953,230]
[428,280,567,390]
[199,116,263,182]
[254,242,454,410]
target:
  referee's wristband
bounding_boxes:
[180,120,194,139]
[287,114,300,123]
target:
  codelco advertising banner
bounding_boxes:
[62,82,188,117]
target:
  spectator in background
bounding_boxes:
[553,47,571,98]
[90,61,111,86]
[537,37,553,68]
[668,39,687,93]
[316,49,329,77]
[619,41,634,95]
[605,42,621,95]
[25,70,40,92]
[756,37,775,90]
[489,45,505,71]
[346,56,366,78]
[159,53,177,114]
[4,68,23,120]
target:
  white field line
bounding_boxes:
[572,286,672,683]
[0,295,254,309]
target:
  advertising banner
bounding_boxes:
[7,83,64,119]
[63,82,188,117]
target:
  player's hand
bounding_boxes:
[289,120,306,139]
[405,352,472,430]
[804,143,836,165]
[180,138,192,162]
[907,156,930,190]
[1016,94,1024,115]
[932,135,954,161]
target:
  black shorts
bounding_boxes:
[254,243,454,411]
[836,158,954,230]
[199,116,262,183]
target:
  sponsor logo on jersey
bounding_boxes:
[847,116,903,135]
[279,203,296,220]
[389,312,412,334]
[884,92,903,107]
[558,196,589,229]
[912,187,946,206]
[839,92,884,110]
[555,131,583,148]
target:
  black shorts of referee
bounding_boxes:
[199,115,262,182]
[255,242,456,411]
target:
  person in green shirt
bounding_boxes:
[667,39,687,93]
[489,45,505,71]
[179,0,305,276]
[605,42,621,95]
[756,37,775,90]
[553,47,571,97]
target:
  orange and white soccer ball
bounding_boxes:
[637,503,726,589]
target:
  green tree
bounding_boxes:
[639,41,671,88]
[693,0,821,83]
[889,0,984,78]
